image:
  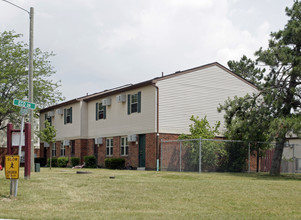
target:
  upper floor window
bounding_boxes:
[64,107,72,124]
[96,102,106,120]
[128,91,141,115]
[45,114,52,127]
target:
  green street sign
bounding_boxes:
[13,99,36,110]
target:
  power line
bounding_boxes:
[1,0,29,14]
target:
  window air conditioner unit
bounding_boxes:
[44,142,50,148]
[63,140,70,146]
[102,98,111,106]
[56,108,63,115]
[95,137,103,145]
[116,94,126,103]
[47,111,55,117]
[128,134,137,142]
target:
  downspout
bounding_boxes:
[151,83,160,163]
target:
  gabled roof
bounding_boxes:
[40,62,256,113]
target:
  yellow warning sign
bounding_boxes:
[5,155,19,179]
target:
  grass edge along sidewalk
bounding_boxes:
[1,168,301,220]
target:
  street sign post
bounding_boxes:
[13,99,36,110]
[8,99,36,196]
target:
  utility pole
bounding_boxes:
[29,7,34,172]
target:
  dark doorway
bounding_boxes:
[139,134,146,167]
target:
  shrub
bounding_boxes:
[57,157,69,167]
[84,156,97,168]
[47,158,58,167]
[71,157,80,167]
[105,158,125,169]
[224,142,248,172]
[34,157,47,167]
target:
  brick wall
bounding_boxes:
[145,133,157,169]
[37,133,180,170]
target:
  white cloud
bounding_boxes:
[0,0,291,100]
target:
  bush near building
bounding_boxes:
[84,156,97,168]
[105,158,125,169]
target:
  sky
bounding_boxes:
[0,0,292,101]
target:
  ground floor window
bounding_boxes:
[61,142,65,156]
[121,136,128,156]
[52,143,56,157]
[106,138,113,156]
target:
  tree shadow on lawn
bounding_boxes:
[224,172,301,181]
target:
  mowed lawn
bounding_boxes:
[0,168,301,219]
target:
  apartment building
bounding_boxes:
[40,62,257,169]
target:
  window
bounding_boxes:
[52,143,56,157]
[106,138,113,156]
[131,94,138,113]
[64,107,72,124]
[128,91,141,114]
[60,142,65,156]
[120,137,128,156]
[96,102,106,120]
[45,114,52,127]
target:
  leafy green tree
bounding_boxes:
[0,31,64,130]
[179,115,225,171]
[179,115,220,140]
[220,1,301,175]
[38,120,56,169]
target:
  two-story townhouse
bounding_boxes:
[40,62,258,170]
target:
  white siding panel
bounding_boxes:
[45,102,82,140]
[87,85,156,138]
[157,65,258,134]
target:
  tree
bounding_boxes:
[0,31,64,130]
[255,1,301,175]
[227,55,265,87]
[179,115,225,171]
[220,1,301,175]
[218,94,271,172]
[38,120,56,169]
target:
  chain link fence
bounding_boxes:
[160,139,301,173]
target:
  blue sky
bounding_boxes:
[0,0,291,101]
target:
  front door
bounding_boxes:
[139,134,146,167]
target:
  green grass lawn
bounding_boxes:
[0,168,301,219]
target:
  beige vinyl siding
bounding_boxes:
[157,65,258,134]
[80,101,88,138]
[87,85,156,138]
[41,102,82,141]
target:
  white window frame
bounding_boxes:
[131,93,138,113]
[106,138,113,156]
[52,143,56,157]
[60,141,65,156]
[98,103,105,119]
[120,137,128,156]
[66,108,72,124]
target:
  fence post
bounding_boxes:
[293,144,296,173]
[248,142,250,173]
[180,141,182,172]
[199,138,202,173]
